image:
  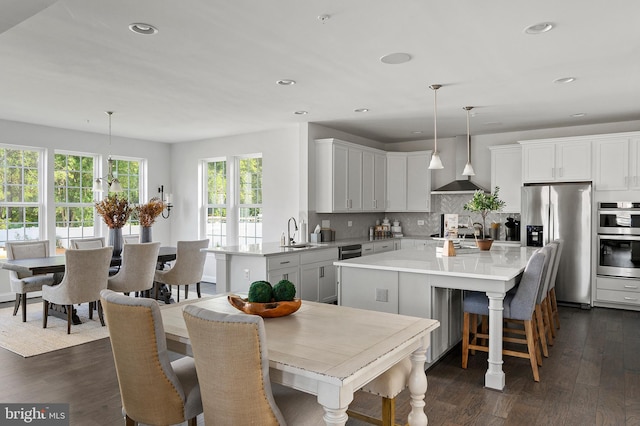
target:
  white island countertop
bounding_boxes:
[335,241,538,281]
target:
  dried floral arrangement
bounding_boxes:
[135,197,165,227]
[95,194,132,229]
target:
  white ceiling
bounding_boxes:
[1,0,639,144]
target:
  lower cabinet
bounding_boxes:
[338,268,462,363]
[594,276,640,309]
[300,259,338,303]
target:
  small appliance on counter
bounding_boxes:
[391,220,403,237]
[504,217,520,241]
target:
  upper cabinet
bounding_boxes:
[520,138,591,183]
[386,151,432,212]
[594,136,640,191]
[315,139,383,213]
[489,144,521,213]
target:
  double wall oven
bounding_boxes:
[598,202,640,278]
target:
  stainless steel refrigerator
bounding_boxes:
[521,183,592,307]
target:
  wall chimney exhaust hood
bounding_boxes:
[430,136,488,194]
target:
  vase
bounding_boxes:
[141,226,152,243]
[109,227,123,257]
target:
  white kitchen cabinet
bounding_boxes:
[489,144,521,213]
[267,267,299,296]
[361,242,374,256]
[520,139,591,183]
[386,151,432,212]
[386,153,407,211]
[594,276,640,310]
[362,150,386,211]
[594,135,640,190]
[299,248,339,303]
[373,240,395,253]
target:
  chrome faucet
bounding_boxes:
[287,217,298,246]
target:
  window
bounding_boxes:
[204,154,262,247]
[54,152,97,251]
[206,160,227,247]
[0,146,43,257]
[109,158,142,235]
[238,156,262,245]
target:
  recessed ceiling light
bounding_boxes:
[571,113,586,118]
[294,110,308,115]
[129,23,158,35]
[524,22,554,34]
[411,131,424,134]
[354,108,369,113]
[484,121,503,126]
[554,77,576,84]
[276,79,296,86]
[380,53,412,65]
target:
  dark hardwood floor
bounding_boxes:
[1,290,639,425]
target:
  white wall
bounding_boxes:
[0,119,172,302]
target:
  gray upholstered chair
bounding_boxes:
[547,240,564,332]
[182,305,325,425]
[123,234,139,244]
[462,250,547,381]
[101,290,202,426]
[347,357,412,426]
[107,242,160,297]
[5,240,57,322]
[154,239,208,302]
[531,244,556,357]
[69,237,105,249]
[42,246,112,334]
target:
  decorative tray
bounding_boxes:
[227,295,301,318]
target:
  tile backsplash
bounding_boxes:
[309,193,520,241]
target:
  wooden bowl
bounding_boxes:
[227,295,301,318]
[476,239,494,251]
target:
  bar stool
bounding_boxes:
[347,358,412,426]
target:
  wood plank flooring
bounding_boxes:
[1,290,639,425]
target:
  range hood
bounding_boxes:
[430,136,488,195]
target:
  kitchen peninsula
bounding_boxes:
[335,241,537,391]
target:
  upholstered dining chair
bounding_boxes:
[42,246,112,334]
[153,239,208,302]
[100,290,202,426]
[5,240,57,322]
[123,234,139,244]
[547,240,564,333]
[182,305,325,425]
[107,242,160,297]
[462,250,547,381]
[69,237,105,249]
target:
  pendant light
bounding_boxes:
[462,106,475,176]
[93,111,123,193]
[428,84,444,169]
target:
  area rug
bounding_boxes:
[0,303,110,358]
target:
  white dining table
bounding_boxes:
[160,295,440,426]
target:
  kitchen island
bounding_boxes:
[335,241,537,391]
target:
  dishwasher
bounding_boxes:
[339,244,362,260]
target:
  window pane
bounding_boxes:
[239,207,261,245]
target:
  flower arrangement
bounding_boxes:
[135,197,165,227]
[463,186,506,239]
[95,194,132,229]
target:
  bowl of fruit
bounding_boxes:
[228,279,301,318]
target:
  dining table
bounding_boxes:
[1,246,178,323]
[160,294,440,426]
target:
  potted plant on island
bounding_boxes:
[95,194,132,256]
[134,197,165,243]
[463,186,505,250]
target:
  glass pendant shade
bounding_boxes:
[109,178,123,193]
[429,152,444,169]
[93,178,104,192]
[462,106,475,176]
[462,161,475,176]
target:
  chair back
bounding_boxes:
[509,250,548,321]
[123,235,139,244]
[51,247,112,305]
[107,242,161,293]
[70,237,105,250]
[6,240,50,279]
[100,290,193,426]
[162,240,209,285]
[183,305,286,425]
[534,244,556,304]
[548,240,563,291]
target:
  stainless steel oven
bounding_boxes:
[598,234,640,278]
[598,202,640,234]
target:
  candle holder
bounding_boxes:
[158,185,173,219]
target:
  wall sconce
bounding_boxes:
[158,185,173,218]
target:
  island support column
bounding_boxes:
[214,253,231,293]
[485,291,506,390]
